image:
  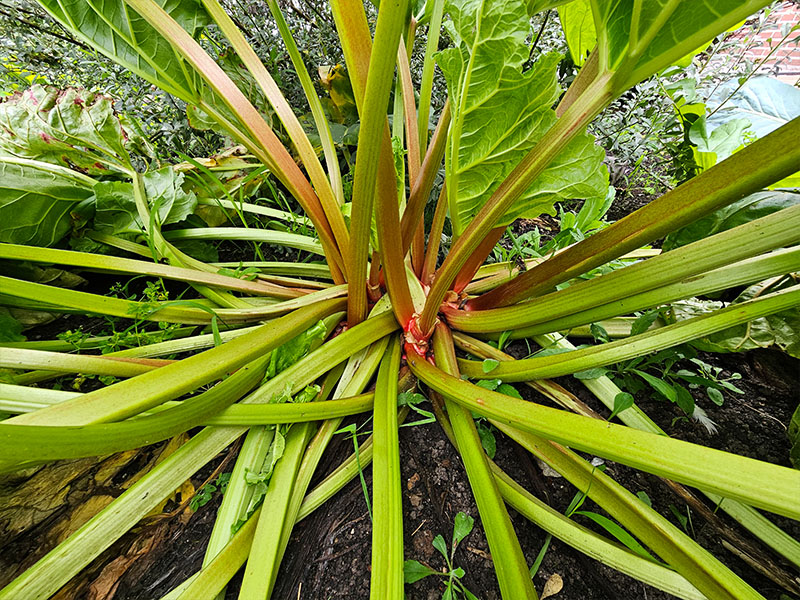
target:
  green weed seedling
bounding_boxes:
[404,512,480,600]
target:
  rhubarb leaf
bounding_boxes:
[36,0,209,101]
[438,0,607,238]
[595,1,771,88]
[0,158,94,246]
[94,168,198,235]
[0,87,133,174]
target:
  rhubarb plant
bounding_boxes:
[1,1,799,600]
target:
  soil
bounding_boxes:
[1,194,799,600]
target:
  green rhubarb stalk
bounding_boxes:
[407,351,800,520]
[344,0,410,324]
[370,336,404,600]
[0,348,170,378]
[0,242,303,299]
[238,421,316,599]
[162,226,324,256]
[490,466,705,600]
[0,356,268,468]
[431,326,539,599]
[495,425,763,600]
[197,198,313,227]
[3,298,345,427]
[537,333,800,571]
[481,246,800,339]
[263,0,345,206]
[416,0,445,153]
[458,285,800,382]
[451,206,800,333]
[0,383,374,424]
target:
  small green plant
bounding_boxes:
[404,512,480,600]
[600,334,744,425]
[190,472,232,511]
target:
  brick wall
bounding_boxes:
[728,1,800,84]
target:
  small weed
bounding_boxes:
[190,472,231,511]
[404,512,481,600]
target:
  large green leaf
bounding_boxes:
[527,0,571,13]
[707,76,800,139]
[689,115,750,166]
[593,0,770,88]
[36,0,209,101]
[664,190,800,250]
[437,0,607,237]
[0,87,133,174]
[0,159,94,246]
[94,167,198,235]
[558,0,596,66]
[670,280,800,358]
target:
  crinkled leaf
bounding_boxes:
[143,167,199,224]
[0,308,25,342]
[94,168,198,235]
[664,190,800,250]
[559,0,596,66]
[707,76,800,139]
[403,559,439,583]
[37,0,209,102]
[0,86,132,174]
[0,158,94,246]
[93,181,140,235]
[437,0,607,237]
[670,283,800,358]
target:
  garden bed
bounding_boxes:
[1,304,797,600]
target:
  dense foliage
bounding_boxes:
[0,1,799,599]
